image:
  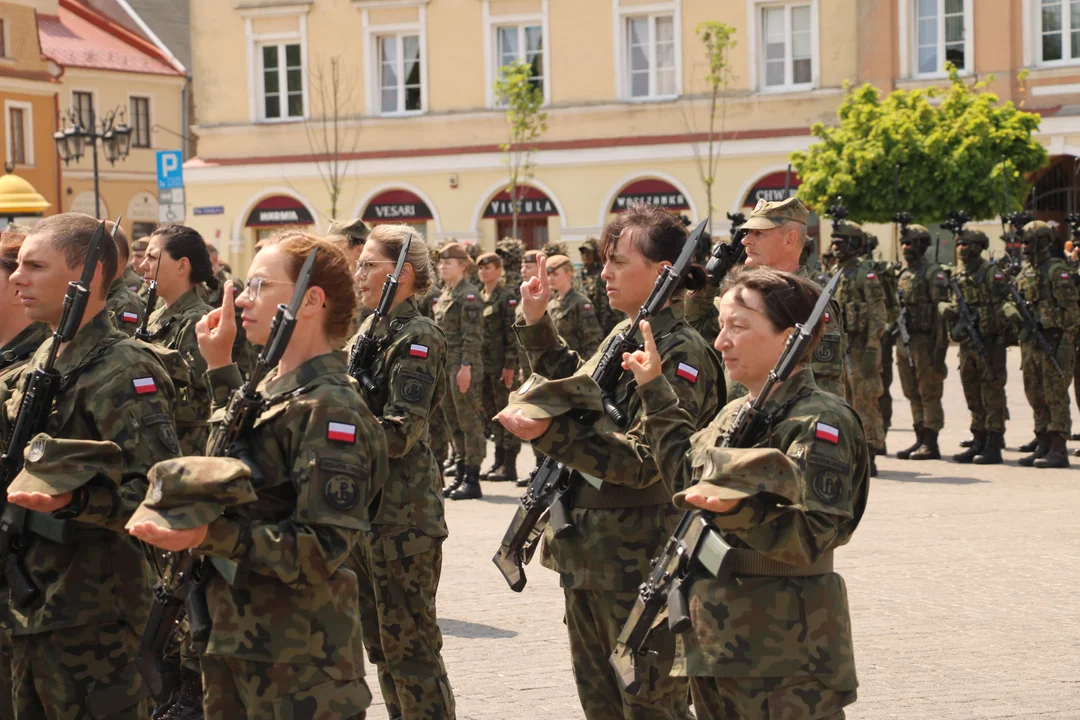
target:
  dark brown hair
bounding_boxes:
[0,229,26,275]
[597,202,707,291]
[719,266,825,353]
[263,230,357,342]
[30,213,118,294]
[153,224,219,289]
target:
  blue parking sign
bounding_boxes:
[157,151,184,190]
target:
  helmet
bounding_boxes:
[957,229,989,250]
[901,224,932,253]
[830,220,866,255]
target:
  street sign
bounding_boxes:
[194,206,224,216]
[159,203,185,223]
[158,188,184,205]
[156,151,183,190]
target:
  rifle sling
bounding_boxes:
[726,548,833,577]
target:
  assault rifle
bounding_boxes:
[347,237,412,395]
[705,214,746,287]
[137,249,319,702]
[1006,282,1065,378]
[134,244,162,343]
[895,289,915,368]
[493,220,710,593]
[609,271,842,695]
[0,219,119,608]
[948,277,987,360]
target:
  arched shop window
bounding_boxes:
[362,189,434,237]
[244,195,315,243]
[484,186,558,249]
[610,178,691,214]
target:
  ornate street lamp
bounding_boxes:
[53,105,132,218]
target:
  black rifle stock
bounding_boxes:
[609,272,842,696]
[137,249,319,701]
[895,289,915,368]
[347,236,413,395]
[948,276,986,361]
[1006,283,1064,377]
[493,220,712,592]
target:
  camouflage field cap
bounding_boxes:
[741,197,810,231]
[580,237,599,255]
[546,254,572,273]
[504,373,605,420]
[9,434,124,496]
[439,242,471,261]
[126,456,257,531]
[476,252,502,267]
[673,447,801,506]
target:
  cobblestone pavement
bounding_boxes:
[368,346,1080,720]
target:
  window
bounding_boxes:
[130,96,150,148]
[9,107,24,165]
[626,14,676,99]
[761,3,813,89]
[496,24,544,95]
[73,91,93,130]
[1040,0,1080,64]
[914,0,965,74]
[260,43,304,121]
[0,20,6,58]
[379,34,422,114]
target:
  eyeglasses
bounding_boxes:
[241,275,294,301]
[354,259,395,277]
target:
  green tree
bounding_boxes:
[791,65,1048,224]
[688,21,737,229]
[494,61,548,239]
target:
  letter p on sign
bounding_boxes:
[157,150,184,190]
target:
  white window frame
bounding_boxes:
[483,0,551,108]
[256,41,306,122]
[1032,0,1080,67]
[240,4,311,124]
[71,88,97,132]
[4,100,32,168]
[128,94,153,150]
[746,0,819,93]
[898,0,974,79]
[373,32,425,116]
[359,3,429,116]
[613,1,682,102]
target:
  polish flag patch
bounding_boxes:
[936,273,945,280]
[584,304,593,310]
[466,294,476,301]
[327,422,357,443]
[509,299,518,306]
[824,311,832,324]
[676,363,699,384]
[409,343,429,359]
[867,273,877,280]
[994,273,1004,280]
[121,312,139,324]
[133,377,157,395]
[815,422,840,444]
[1062,273,1072,279]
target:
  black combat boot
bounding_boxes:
[1019,436,1041,453]
[443,456,459,478]
[1071,432,1080,441]
[1034,432,1070,468]
[1018,432,1049,467]
[960,437,975,448]
[482,447,505,480]
[952,430,985,464]
[973,432,1004,465]
[896,426,925,460]
[910,430,941,460]
[160,667,204,720]
[442,460,466,497]
[487,447,518,483]
[868,450,878,478]
[449,465,483,500]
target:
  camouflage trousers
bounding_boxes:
[481,373,520,452]
[444,372,486,466]
[689,676,854,720]
[896,332,947,432]
[563,588,690,720]
[9,620,149,720]
[842,340,885,448]
[429,403,450,467]
[958,341,1008,434]
[1073,333,1080,417]
[354,530,455,720]
[200,654,370,720]
[879,334,895,432]
[1021,331,1075,434]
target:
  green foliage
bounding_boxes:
[693,21,737,221]
[791,64,1049,224]
[494,61,548,236]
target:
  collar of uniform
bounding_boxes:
[449,280,479,300]
[152,287,202,324]
[47,309,122,376]
[758,365,817,413]
[107,276,126,300]
[262,351,349,397]
[0,322,49,359]
[628,299,684,338]
[385,295,420,325]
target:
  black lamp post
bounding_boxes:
[53,105,132,219]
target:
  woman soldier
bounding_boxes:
[497,204,722,720]
[346,223,456,720]
[130,231,386,719]
[622,267,867,720]
[138,224,216,455]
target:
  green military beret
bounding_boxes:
[504,373,604,420]
[742,196,810,230]
[9,433,124,496]
[126,456,258,531]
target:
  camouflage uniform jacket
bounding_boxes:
[0,323,49,377]
[106,277,144,337]
[434,279,484,372]
[939,259,1011,343]
[145,288,214,455]
[122,265,144,294]
[549,287,603,358]
[1009,256,1080,338]
[638,365,867,686]
[898,261,950,339]
[682,285,720,345]
[345,297,449,545]
[835,257,888,346]
[197,352,387,669]
[0,310,180,636]
[514,300,722,592]
[481,282,518,376]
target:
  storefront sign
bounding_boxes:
[484,187,558,219]
[611,179,690,212]
[363,190,434,222]
[245,195,314,227]
[743,171,802,206]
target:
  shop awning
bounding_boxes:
[611,179,690,212]
[743,171,801,207]
[245,195,314,227]
[363,189,434,222]
[484,186,558,219]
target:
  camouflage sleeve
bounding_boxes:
[503,295,518,372]
[1051,266,1080,329]
[461,296,485,369]
[578,300,604,358]
[199,401,387,589]
[513,313,589,380]
[862,276,888,344]
[206,364,244,410]
[380,337,445,458]
[176,318,213,424]
[634,373,716,494]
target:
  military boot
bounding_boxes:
[868,450,878,478]
[482,447,505,480]
[973,432,1004,465]
[1018,436,1041,453]
[160,667,204,720]
[442,460,466,497]
[449,465,483,500]
[1034,432,1070,469]
[896,426,925,460]
[1071,432,1080,441]
[959,437,975,448]
[1018,432,1049,467]
[910,430,940,460]
[952,430,985,464]
[487,447,518,483]
[443,456,460,478]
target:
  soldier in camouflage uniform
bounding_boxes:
[831,220,888,476]
[579,238,624,334]
[0,213,182,719]
[435,243,487,500]
[894,225,950,461]
[1006,221,1080,468]
[346,225,456,720]
[545,255,603,358]
[131,232,384,719]
[107,223,146,336]
[864,235,900,439]
[476,253,521,483]
[498,205,721,720]
[939,230,1011,465]
[622,267,865,720]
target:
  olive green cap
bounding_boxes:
[126,457,258,531]
[504,373,604,420]
[9,434,124,496]
[741,197,810,231]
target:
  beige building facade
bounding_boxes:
[185,0,1080,275]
